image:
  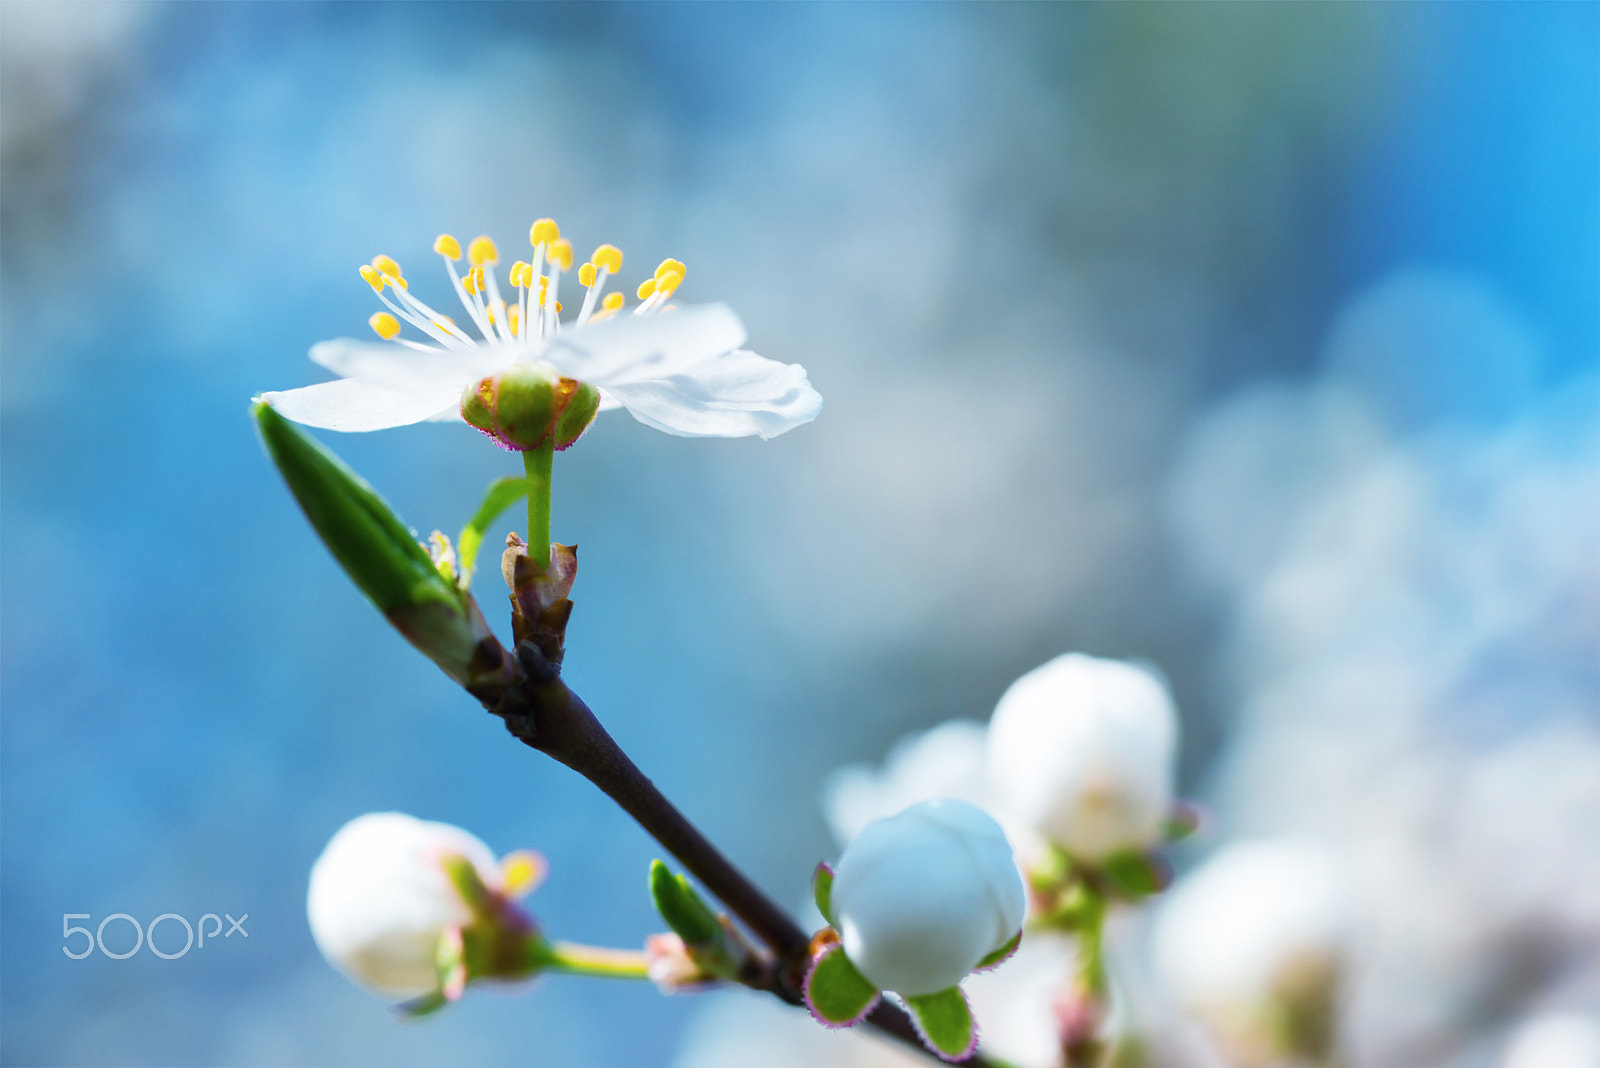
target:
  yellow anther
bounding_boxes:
[468,235,499,265]
[500,850,547,899]
[510,260,531,287]
[464,265,483,295]
[654,258,686,282]
[529,218,560,246]
[592,244,623,274]
[578,263,597,288]
[508,307,521,333]
[637,278,657,300]
[554,300,563,314]
[371,254,402,277]
[433,234,462,260]
[389,274,408,290]
[656,268,684,293]
[359,264,384,291]
[550,238,573,271]
[602,292,624,311]
[368,312,401,340]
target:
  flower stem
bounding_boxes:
[540,941,651,981]
[522,443,553,572]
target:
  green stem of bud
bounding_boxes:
[532,940,651,981]
[523,443,554,572]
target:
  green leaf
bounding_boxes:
[253,401,456,614]
[975,929,1022,971]
[904,986,977,1062]
[1101,850,1172,898]
[456,476,529,589]
[648,860,720,946]
[803,944,879,1028]
[253,402,505,687]
[812,862,835,926]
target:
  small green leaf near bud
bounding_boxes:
[812,862,836,926]
[803,943,880,1028]
[1164,800,1203,843]
[904,986,978,1062]
[648,860,721,946]
[1101,849,1173,898]
[253,400,453,615]
[975,929,1022,971]
[252,402,512,695]
[456,476,530,589]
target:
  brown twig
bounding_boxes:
[479,639,992,1068]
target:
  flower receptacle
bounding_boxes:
[461,364,600,452]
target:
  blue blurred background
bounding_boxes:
[2,3,1595,1065]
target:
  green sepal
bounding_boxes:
[812,862,836,926]
[253,401,458,615]
[803,944,879,1028]
[904,986,978,1062]
[456,476,529,589]
[1164,800,1203,843]
[648,860,720,946]
[1101,850,1172,899]
[394,989,449,1019]
[438,852,495,916]
[975,929,1022,971]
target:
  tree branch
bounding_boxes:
[483,640,993,1068]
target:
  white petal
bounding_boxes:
[310,338,518,391]
[595,387,623,412]
[603,348,822,439]
[261,377,465,432]
[536,304,747,386]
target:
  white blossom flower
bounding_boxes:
[1152,837,1351,1066]
[261,223,821,441]
[831,799,1026,998]
[306,811,539,998]
[987,653,1178,862]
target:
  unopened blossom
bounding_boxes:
[830,799,1026,998]
[307,811,539,998]
[260,222,820,442]
[1153,837,1351,1067]
[987,653,1178,862]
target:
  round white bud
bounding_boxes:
[831,798,1026,997]
[987,653,1178,861]
[307,811,503,997]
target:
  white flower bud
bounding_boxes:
[307,812,504,997]
[987,653,1178,861]
[831,799,1026,997]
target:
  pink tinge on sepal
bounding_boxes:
[906,987,981,1064]
[802,944,880,1030]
